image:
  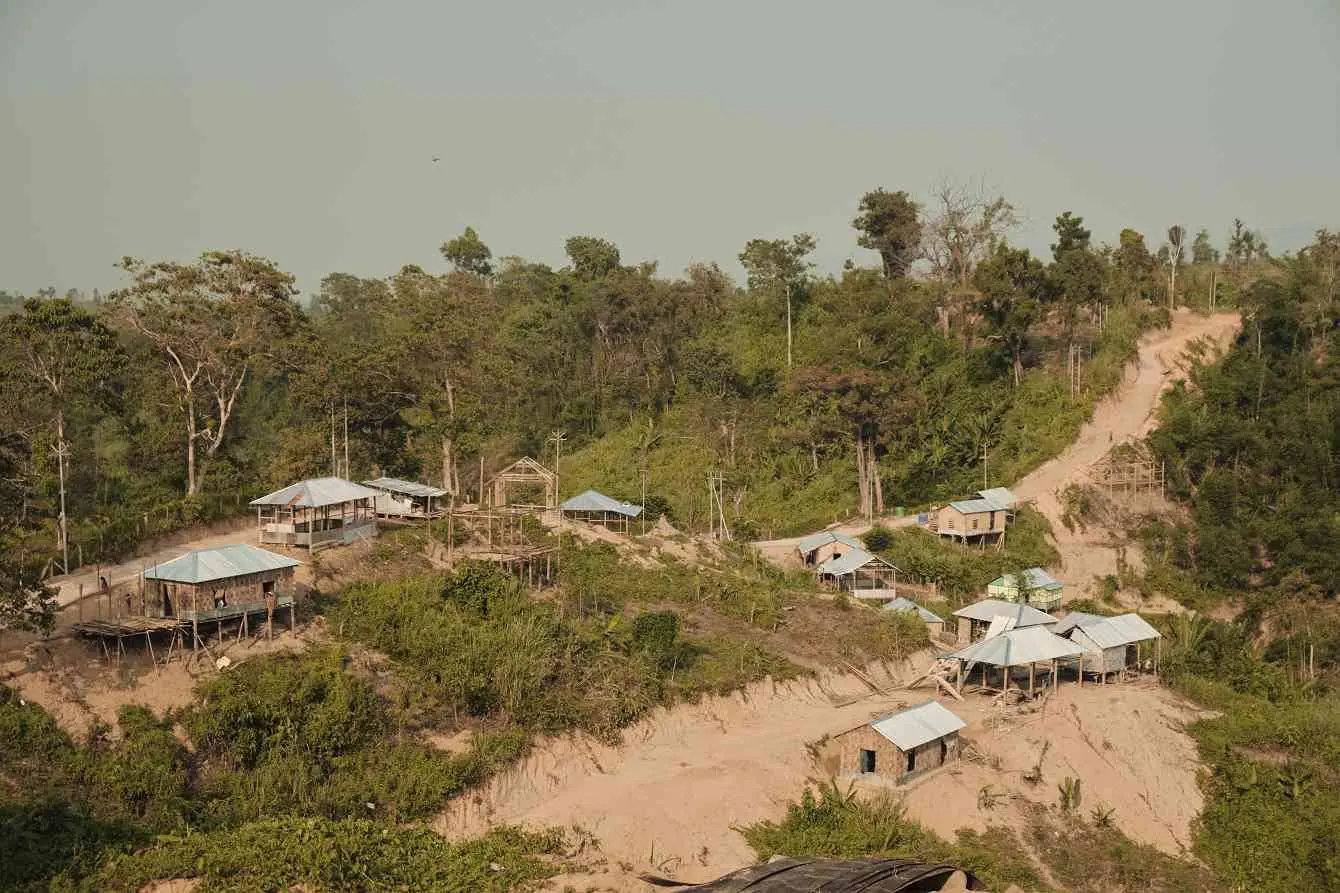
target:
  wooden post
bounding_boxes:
[980,662,987,691]
[1029,662,1036,696]
[77,583,84,621]
[1155,637,1161,678]
[1052,658,1058,691]
[1078,657,1083,687]
[956,660,964,692]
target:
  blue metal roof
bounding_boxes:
[796,530,864,554]
[251,477,381,508]
[989,567,1063,591]
[870,700,966,750]
[559,489,643,517]
[143,544,300,584]
[882,597,943,624]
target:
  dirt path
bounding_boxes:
[46,520,255,609]
[438,663,1205,892]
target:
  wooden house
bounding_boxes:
[364,477,448,520]
[986,567,1064,611]
[559,489,643,532]
[143,544,299,634]
[251,477,380,549]
[1053,611,1163,681]
[828,701,966,782]
[931,487,1017,542]
[817,549,901,599]
[796,530,865,567]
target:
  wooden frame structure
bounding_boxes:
[485,457,556,510]
[817,549,901,599]
[1090,442,1165,498]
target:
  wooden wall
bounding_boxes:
[826,725,963,782]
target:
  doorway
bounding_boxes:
[859,749,876,774]
[907,748,917,773]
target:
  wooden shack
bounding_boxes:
[817,549,901,599]
[364,477,448,520]
[251,477,380,549]
[830,701,966,782]
[143,544,300,641]
[931,487,1016,542]
[796,530,864,567]
[1053,611,1163,682]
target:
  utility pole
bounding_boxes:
[548,430,566,506]
[982,444,988,490]
[784,282,793,369]
[342,398,350,478]
[329,404,337,476]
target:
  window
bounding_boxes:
[970,517,979,530]
[859,749,876,773]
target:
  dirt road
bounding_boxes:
[437,664,1205,892]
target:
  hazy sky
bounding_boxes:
[2,0,1337,298]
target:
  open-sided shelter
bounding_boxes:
[144,544,299,641]
[1053,611,1162,680]
[817,548,901,599]
[951,598,1056,644]
[931,487,1016,542]
[882,597,946,638]
[796,529,865,567]
[251,477,379,549]
[831,700,967,782]
[948,625,1085,694]
[363,477,448,520]
[559,489,643,531]
[986,567,1064,611]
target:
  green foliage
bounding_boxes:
[62,820,565,893]
[1056,776,1082,813]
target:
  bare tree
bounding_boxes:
[920,179,1019,333]
[1166,225,1187,309]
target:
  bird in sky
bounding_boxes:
[432,156,440,163]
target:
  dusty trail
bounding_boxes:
[438,665,1205,892]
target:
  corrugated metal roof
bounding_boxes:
[1050,611,1106,635]
[796,530,864,554]
[948,487,1017,514]
[949,625,1086,667]
[143,544,300,584]
[251,477,381,508]
[1056,611,1161,647]
[363,477,448,499]
[989,567,1063,591]
[1107,613,1161,641]
[882,597,943,624]
[870,700,967,750]
[559,489,643,517]
[952,598,1056,627]
[818,548,900,576]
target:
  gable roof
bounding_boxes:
[948,487,1017,514]
[250,477,381,509]
[796,530,865,555]
[144,544,300,584]
[363,477,448,499]
[949,625,1085,667]
[560,489,643,517]
[1055,611,1161,647]
[952,598,1056,627]
[818,548,901,576]
[870,700,966,750]
[989,567,1063,591]
[882,597,943,624]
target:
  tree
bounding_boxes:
[973,245,1048,385]
[920,181,1019,333]
[1047,213,1105,346]
[564,236,622,280]
[1,299,120,566]
[111,252,301,496]
[1113,229,1159,303]
[1166,225,1187,309]
[1050,211,1091,260]
[852,189,921,280]
[0,431,55,633]
[440,226,494,277]
[1191,229,1217,264]
[739,234,816,368]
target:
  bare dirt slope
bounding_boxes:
[437,662,1205,892]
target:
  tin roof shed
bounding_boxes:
[870,701,967,751]
[251,477,381,509]
[559,489,643,517]
[952,598,1056,628]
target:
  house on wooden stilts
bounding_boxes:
[250,477,380,549]
[559,489,643,532]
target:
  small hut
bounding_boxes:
[559,489,643,531]
[931,487,1016,542]
[947,625,1086,695]
[951,598,1056,644]
[882,597,946,639]
[363,477,449,520]
[796,530,865,567]
[817,549,901,599]
[1053,611,1162,681]
[986,567,1064,611]
[831,700,966,782]
[144,544,300,642]
[251,477,380,549]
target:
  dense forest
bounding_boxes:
[0,186,1277,629]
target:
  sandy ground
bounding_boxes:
[438,660,1204,892]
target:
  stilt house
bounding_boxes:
[817,549,901,599]
[986,567,1064,611]
[1053,611,1162,680]
[144,544,299,631]
[931,487,1016,542]
[363,477,449,519]
[559,489,643,531]
[251,477,380,549]
[951,598,1056,644]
